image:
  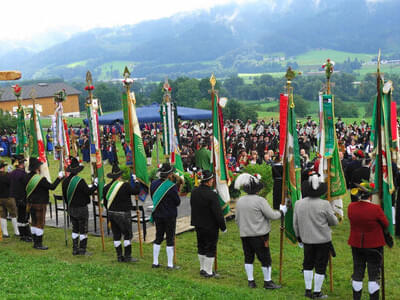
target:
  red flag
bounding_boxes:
[279,94,289,158]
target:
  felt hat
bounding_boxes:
[28,157,43,173]
[234,173,264,195]
[303,172,327,198]
[66,157,84,174]
[200,170,214,182]
[158,163,175,178]
[107,163,123,179]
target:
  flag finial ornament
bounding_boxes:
[29,88,37,101]
[86,71,93,86]
[210,73,216,91]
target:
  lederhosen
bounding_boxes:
[66,176,89,235]
[106,181,132,241]
[26,174,46,229]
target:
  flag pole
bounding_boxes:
[210,74,218,273]
[54,90,68,247]
[375,49,385,300]
[324,58,334,293]
[86,71,105,251]
[279,71,291,284]
[123,67,144,258]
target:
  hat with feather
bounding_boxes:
[234,173,263,195]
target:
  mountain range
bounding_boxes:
[0,0,399,81]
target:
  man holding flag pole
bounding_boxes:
[85,71,106,252]
[121,66,150,259]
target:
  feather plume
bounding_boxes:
[309,174,319,190]
[235,173,256,190]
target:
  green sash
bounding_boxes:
[150,180,175,223]
[66,176,83,205]
[25,174,42,199]
[105,180,124,209]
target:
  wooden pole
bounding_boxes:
[279,81,290,285]
[86,72,105,251]
[376,50,385,300]
[123,67,144,258]
[210,74,218,273]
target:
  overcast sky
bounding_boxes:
[0,0,387,42]
[0,0,257,41]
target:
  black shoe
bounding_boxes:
[152,264,161,268]
[2,234,10,238]
[264,280,281,290]
[203,272,220,278]
[166,265,181,270]
[33,235,48,250]
[78,238,92,256]
[305,289,313,298]
[72,238,79,256]
[200,270,207,276]
[248,280,256,288]
[313,291,328,299]
[123,245,138,262]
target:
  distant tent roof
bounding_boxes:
[91,103,211,125]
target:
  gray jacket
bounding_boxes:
[235,194,281,237]
[293,196,338,244]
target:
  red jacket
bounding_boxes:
[348,201,389,248]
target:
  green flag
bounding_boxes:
[212,93,230,216]
[16,104,27,155]
[122,91,149,187]
[371,81,394,234]
[284,96,302,243]
[318,94,347,219]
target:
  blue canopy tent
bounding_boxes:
[87,103,211,125]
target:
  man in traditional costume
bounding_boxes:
[103,163,140,262]
[190,170,226,278]
[62,157,97,255]
[26,157,63,250]
[150,163,181,269]
[293,173,338,299]
[194,141,211,171]
[10,155,30,241]
[0,160,19,238]
[234,173,286,289]
[348,182,390,300]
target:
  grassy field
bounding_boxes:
[97,61,137,81]
[355,63,400,78]
[0,190,399,299]
[238,73,286,84]
[289,49,375,65]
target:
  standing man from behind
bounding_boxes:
[348,182,389,300]
[0,160,19,238]
[293,172,338,299]
[10,155,30,241]
[26,157,63,250]
[190,170,226,278]
[234,173,286,289]
[150,163,181,270]
[103,163,140,262]
[62,157,97,256]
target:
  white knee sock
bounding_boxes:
[36,228,44,236]
[352,280,363,292]
[124,240,131,247]
[166,246,174,267]
[0,218,8,236]
[153,244,160,265]
[198,254,205,271]
[204,256,214,275]
[368,281,380,294]
[314,273,325,293]
[113,240,121,248]
[11,218,19,235]
[31,226,37,235]
[304,270,314,290]
[72,232,79,239]
[245,264,254,281]
[261,266,271,281]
